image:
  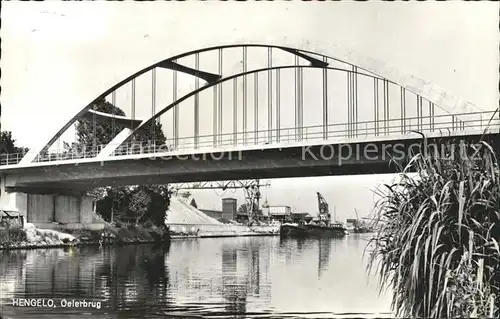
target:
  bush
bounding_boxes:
[126,223,135,230]
[142,220,154,229]
[0,225,27,244]
[368,138,499,318]
[446,252,497,317]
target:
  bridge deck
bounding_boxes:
[1,111,498,169]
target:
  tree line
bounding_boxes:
[0,131,28,155]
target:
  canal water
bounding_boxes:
[0,234,392,318]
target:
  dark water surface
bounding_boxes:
[0,235,392,318]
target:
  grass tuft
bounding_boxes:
[367,137,499,318]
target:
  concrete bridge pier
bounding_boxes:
[0,179,104,230]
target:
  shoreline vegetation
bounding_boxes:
[0,222,170,251]
[0,221,280,250]
[367,136,499,318]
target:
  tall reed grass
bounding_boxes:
[367,137,499,318]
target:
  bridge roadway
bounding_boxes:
[1,129,497,195]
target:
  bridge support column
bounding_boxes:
[0,178,28,220]
[32,194,102,230]
[0,180,103,231]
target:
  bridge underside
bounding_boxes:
[7,162,397,193]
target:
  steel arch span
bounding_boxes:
[19,41,486,165]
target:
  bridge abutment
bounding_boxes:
[1,179,104,230]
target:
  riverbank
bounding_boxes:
[170,232,279,239]
[0,222,282,249]
[0,222,170,250]
[168,223,280,239]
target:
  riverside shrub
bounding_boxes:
[367,138,499,318]
[0,225,27,244]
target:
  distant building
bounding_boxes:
[268,205,291,222]
[222,198,237,220]
[269,205,291,215]
[179,194,235,221]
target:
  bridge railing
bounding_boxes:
[1,110,498,166]
[110,110,499,156]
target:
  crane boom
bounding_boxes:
[316,192,331,224]
[354,208,360,227]
[172,180,270,190]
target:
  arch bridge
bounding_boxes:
[0,42,498,229]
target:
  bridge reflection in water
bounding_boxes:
[0,235,392,318]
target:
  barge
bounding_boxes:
[280,222,347,238]
[279,192,347,238]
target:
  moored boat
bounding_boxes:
[353,226,372,233]
[280,222,347,238]
[280,223,308,237]
[279,192,347,238]
[350,209,374,233]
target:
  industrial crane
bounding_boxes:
[316,192,331,225]
[354,208,361,227]
[172,180,271,223]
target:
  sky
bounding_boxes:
[1,1,498,219]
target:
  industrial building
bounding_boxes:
[267,205,291,222]
[222,198,237,220]
[195,198,238,221]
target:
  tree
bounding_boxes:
[95,185,171,226]
[128,187,152,225]
[0,131,29,164]
[86,187,108,202]
[76,98,167,151]
[124,185,172,225]
[144,185,172,226]
[76,98,171,227]
[95,186,133,223]
[0,131,28,154]
[237,202,262,216]
[76,98,126,150]
[237,204,247,215]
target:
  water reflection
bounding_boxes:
[0,235,392,318]
[318,238,332,278]
[221,243,247,315]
